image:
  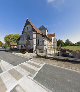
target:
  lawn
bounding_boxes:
[62,46,80,51]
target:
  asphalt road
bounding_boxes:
[0,49,28,66]
[0,67,2,73]
[0,48,80,92]
[34,64,80,92]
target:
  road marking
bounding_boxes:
[0,58,49,92]
[27,62,41,68]
[9,69,23,80]
[22,62,39,71]
[0,59,28,76]
[0,60,13,72]
[0,72,17,90]
[19,76,48,92]
[0,77,7,92]
[33,63,45,79]
[10,85,25,92]
[20,64,36,75]
[28,59,43,66]
[15,66,30,76]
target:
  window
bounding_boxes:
[37,39,39,45]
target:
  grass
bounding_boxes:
[62,46,80,51]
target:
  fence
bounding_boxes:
[36,45,57,57]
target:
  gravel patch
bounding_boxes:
[33,58,80,73]
[12,52,36,59]
[12,52,80,73]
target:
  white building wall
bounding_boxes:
[43,37,48,50]
[33,32,36,52]
[52,37,57,49]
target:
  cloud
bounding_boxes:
[47,0,56,3]
[47,0,65,7]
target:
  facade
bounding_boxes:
[18,19,57,53]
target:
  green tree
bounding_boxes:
[65,39,73,46]
[0,41,3,47]
[57,39,64,47]
[4,34,20,46]
[75,41,80,46]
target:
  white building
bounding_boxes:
[18,19,57,53]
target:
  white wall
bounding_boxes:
[33,32,36,52]
[40,29,48,36]
[52,37,57,49]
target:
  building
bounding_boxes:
[18,19,57,53]
[10,42,17,49]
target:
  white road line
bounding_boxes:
[19,76,48,92]
[32,78,52,92]
[0,60,13,72]
[0,60,30,77]
[32,63,45,79]
[22,63,39,71]
[28,59,44,66]
[15,66,30,76]
[0,72,17,90]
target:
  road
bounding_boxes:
[0,49,46,92]
[0,49,80,92]
[34,64,80,92]
[0,49,28,66]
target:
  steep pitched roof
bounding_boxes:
[39,25,48,31]
[47,33,55,39]
[26,19,42,34]
[24,19,56,40]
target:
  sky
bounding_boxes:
[0,0,80,43]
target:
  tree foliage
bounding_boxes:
[57,39,64,47]
[65,39,74,46]
[75,41,80,46]
[57,39,75,47]
[0,41,3,47]
[4,34,20,46]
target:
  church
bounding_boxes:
[18,19,57,53]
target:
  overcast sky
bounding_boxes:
[0,0,80,43]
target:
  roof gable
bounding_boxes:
[24,19,42,34]
[47,34,55,39]
[39,25,48,31]
[23,19,56,40]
